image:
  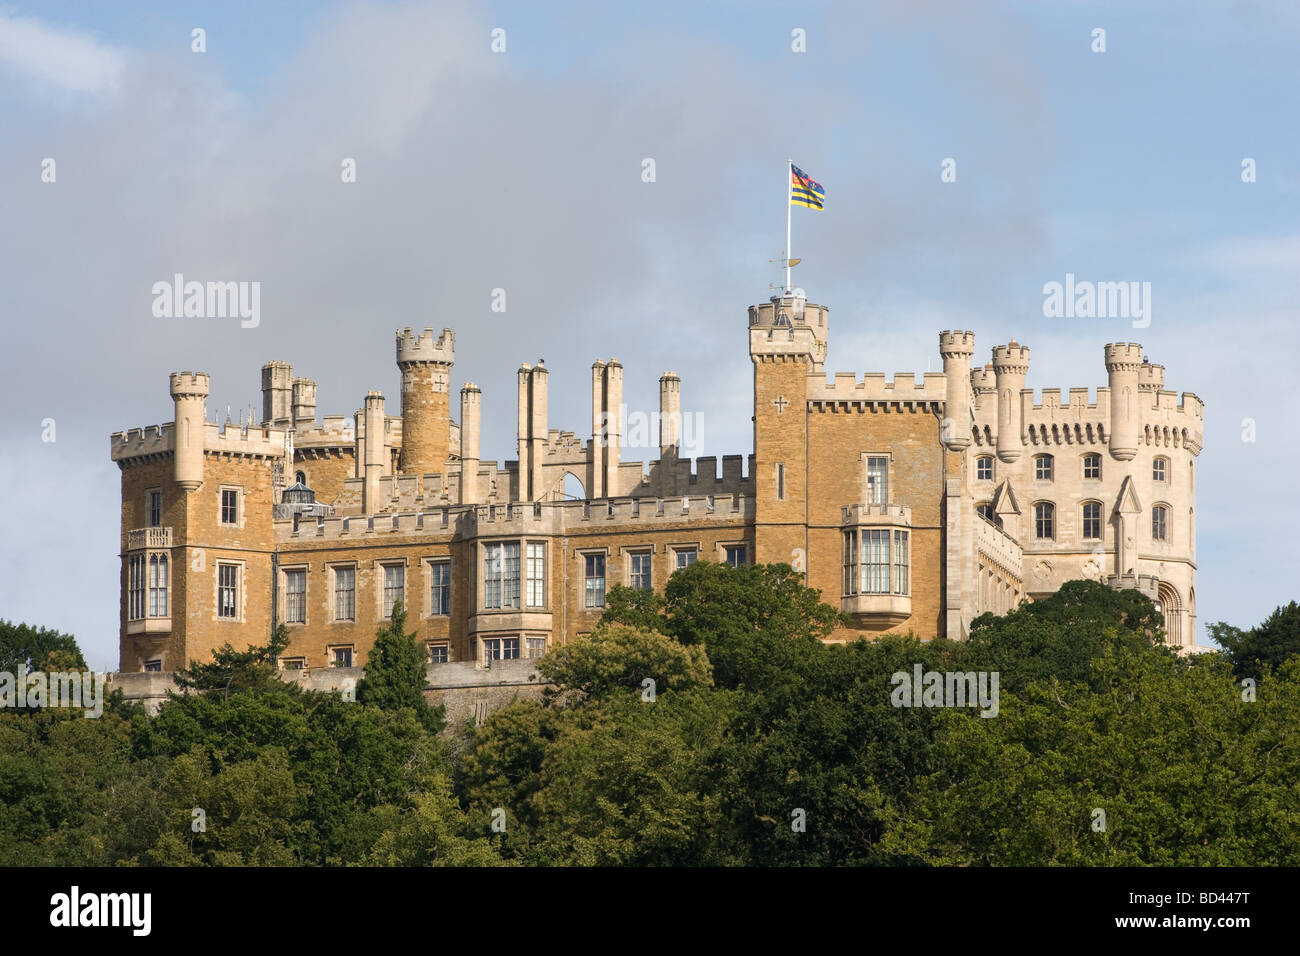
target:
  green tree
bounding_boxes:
[0,620,86,674]
[537,621,712,703]
[963,579,1173,695]
[1210,601,1300,681]
[171,625,290,697]
[357,601,444,732]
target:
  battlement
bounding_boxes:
[809,371,947,404]
[206,420,287,458]
[111,423,175,461]
[1139,362,1165,391]
[748,295,827,329]
[569,493,752,524]
[1104,342,1144,370]
[992,342,1030,371]
[970,364,996,393]
[396,327,455,366]
[841,503,912,525]
[278,492,752,543]
[169,371,210,398]
[939,330,976,355]
[294,414,354,446]
[1028,387,1101,412]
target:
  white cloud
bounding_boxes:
[0,13,125,94]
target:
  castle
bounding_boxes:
[111,292,1203,672]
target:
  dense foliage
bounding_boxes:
[2,570,1297,866]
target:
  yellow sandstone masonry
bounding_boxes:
[110,295,1203,671]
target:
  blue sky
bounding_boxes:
[1,0,1296,668]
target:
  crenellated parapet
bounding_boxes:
[204,420,288,460]
[396,327,455,369]
[111,423,175,463]
[808,372,947,407]
[277,492,753,544]
[748,294,829,368]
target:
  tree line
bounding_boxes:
[1,570,1297,866]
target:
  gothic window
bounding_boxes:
[1034,502,1055,540]
[1152,504,1169,542]
[1081,502,1102,540]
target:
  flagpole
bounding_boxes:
[785,158,792,293]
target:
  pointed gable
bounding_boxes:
[1114,474,1142,515]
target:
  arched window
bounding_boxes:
[1081,501,1102,540]
[1034,502,1055,540]
[1157,582,1182,646]
[1152,504,1169,542]
[976,456,994,481]
[1082,453,1101,480]
[1034,454,1054,481]
[295,470,307,485]
[1153,456,1168,482]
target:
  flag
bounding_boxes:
[790,164,825,210]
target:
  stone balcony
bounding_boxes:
[126,527,172,550]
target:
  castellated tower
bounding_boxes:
[396,327,455,478]
[261,361,292,426]
[169,372,211,491]
[1105,342,1143,461]
[992,342,1030,463]
[939,331,975,450]
[291,377,317,426]
[749,292,829,567]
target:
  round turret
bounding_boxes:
[169,372,210,491]
[1105,342,1143,461]
[991,343,1030,462]
[939,331,975,449]
[395,328,455,477]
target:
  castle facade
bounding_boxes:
[111,293,1203,671]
